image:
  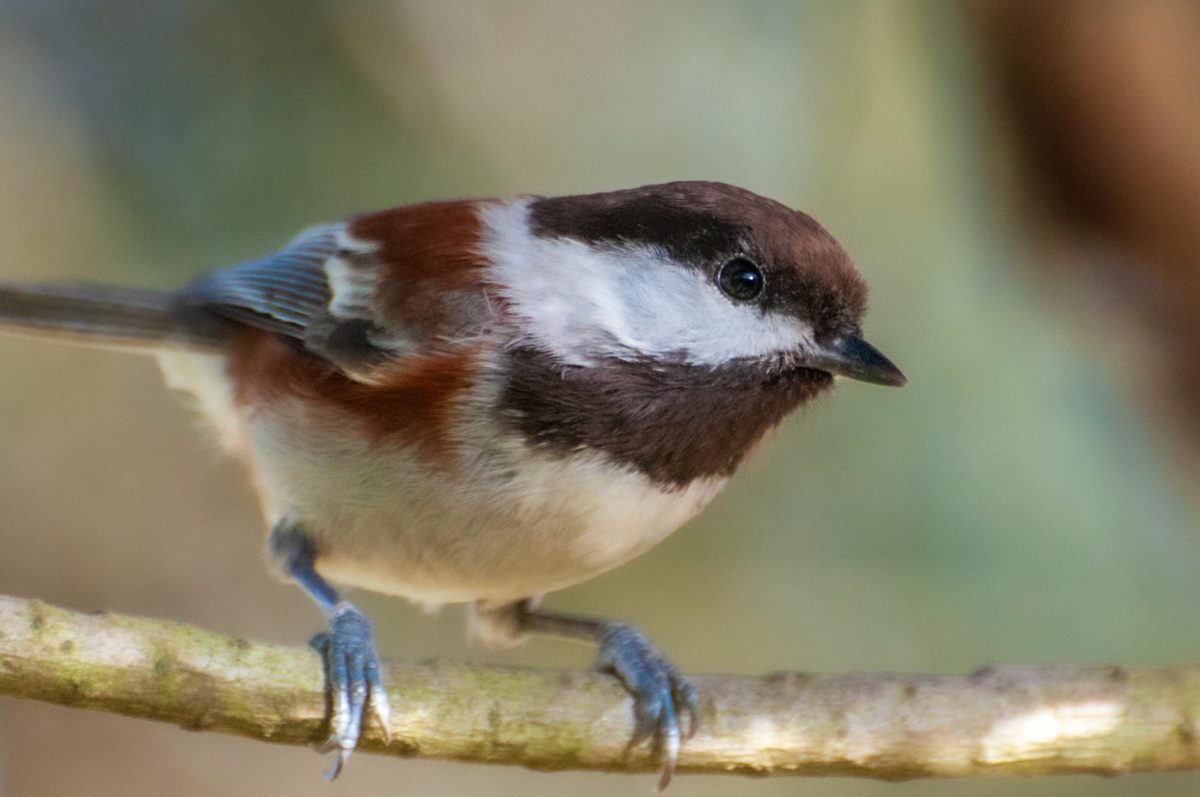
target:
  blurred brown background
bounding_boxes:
[3,2,1200,796]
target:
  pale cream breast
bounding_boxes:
[247,395,726,603]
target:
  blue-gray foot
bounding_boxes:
[505,603,699,790]
[597,623,699,790]
[309,601,391,778]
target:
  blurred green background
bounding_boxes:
[2,2,1199,795]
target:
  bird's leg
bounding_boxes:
[269,522,391,779]
[510,601,699,790]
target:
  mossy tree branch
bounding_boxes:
[1,593,1199,781]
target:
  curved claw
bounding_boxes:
[596,624,698,791]
[310,602,391,778]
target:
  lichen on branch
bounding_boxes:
[1,593,1198,781]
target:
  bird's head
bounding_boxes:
[482,180,904,389]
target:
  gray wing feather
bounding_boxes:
[181,224,342,339]
[179,224,404,376]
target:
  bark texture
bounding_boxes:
[1,594,1199,780]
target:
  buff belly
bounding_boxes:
[249,402,726,603]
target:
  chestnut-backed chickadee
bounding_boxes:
[0,181,904,788]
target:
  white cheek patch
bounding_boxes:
[479,198,816,366]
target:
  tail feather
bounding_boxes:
[0,282,225,351]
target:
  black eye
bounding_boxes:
[717,257,764,301]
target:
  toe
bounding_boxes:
[630,680,668,744]
[345,643,369,739]
[672,677,700,739]
[323,749,348,781]
[365,655,392,742]
[326,638,356,759]
[654,696,681,791]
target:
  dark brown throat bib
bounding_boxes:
[500,346,834,488]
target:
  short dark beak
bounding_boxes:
[807,334,906,387]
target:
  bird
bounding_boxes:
[0,180,904,789]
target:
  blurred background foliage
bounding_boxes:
[1,1,1199,795]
